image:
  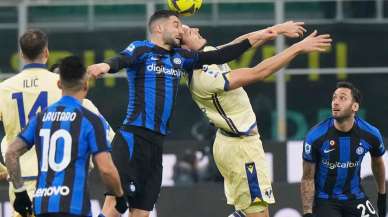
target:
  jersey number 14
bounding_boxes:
[12,91,48,128]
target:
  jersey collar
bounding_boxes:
[60,95,82,106]
[22,63,47,70]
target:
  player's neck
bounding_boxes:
[334,117,355,132]
[23,58,46,65]
[150,36,171,51]
[62,91,85,103]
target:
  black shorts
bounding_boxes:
[314,198,379,217]
[110,125,164,211]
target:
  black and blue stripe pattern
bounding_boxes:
[120,40,198,135]
[19,96,111,216]
[303,116,385,201]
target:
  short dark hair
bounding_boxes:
[19,29,48,61]
[59,56,86,91]
[336,81,362,104]
[148,10,180,30]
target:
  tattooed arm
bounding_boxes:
[301,160,316,215]
[5,138,29,189]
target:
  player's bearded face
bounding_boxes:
[331,88,356,121]
[162,16,183,48]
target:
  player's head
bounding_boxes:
[57,56,89,98]
[181,25,207,51]
[331,81,362,121]
[19,29,49,63]
[148,10,183,48]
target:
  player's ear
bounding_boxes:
[57,80,63,90]
[352,102,359,112]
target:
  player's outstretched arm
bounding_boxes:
[301,161,316,217]
[94,152,127,214]
[371,156,386,217]
[217,21,305,49]
[5,138,32,217]
[226,30,331,90]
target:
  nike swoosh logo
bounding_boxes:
[323,149,335,153]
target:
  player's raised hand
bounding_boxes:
[272,21,306,38]
[296,30,332,53]
[87,63,111,79]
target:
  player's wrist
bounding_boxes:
[13,186,27,193]
[378,192,386,201]
[114,195,128,214]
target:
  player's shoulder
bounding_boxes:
[305,117,333,143]
[124,40,153,53]
[355,116,382,139]
[81,98,100,114]
[0,72,22,89]
[80,105,105,126]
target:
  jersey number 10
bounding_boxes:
[39,129,72,172]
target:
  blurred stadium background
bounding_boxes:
[0,0,388,216]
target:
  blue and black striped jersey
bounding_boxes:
[119,40,198,135]
[303,117,385,201]
[18,96,111,216]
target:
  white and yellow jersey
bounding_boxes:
[0,64,61,178]
[187,46,258,136]
[0,64,115,177]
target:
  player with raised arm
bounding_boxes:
[5,56,128,217]
[180,24,331,217]
[87,9,274,217]
[301,82,386,217]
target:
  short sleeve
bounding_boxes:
[370,129,385,157]
[303,136,318,163]
[119,41,147,66]
[191,63,231,94]
[18,115,38,148]
[86,115,111,155]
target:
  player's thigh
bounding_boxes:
[214,133,274,211]
[343,198,379,217]
[313,199,342,217]
[130,134,163,211]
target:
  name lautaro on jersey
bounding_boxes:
[43,112,77,122]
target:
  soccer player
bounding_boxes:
[87,10,274,217]
[301,81,386,217]
[5,56,128,217]
[0,29,115,216]
[180,24,331,217]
